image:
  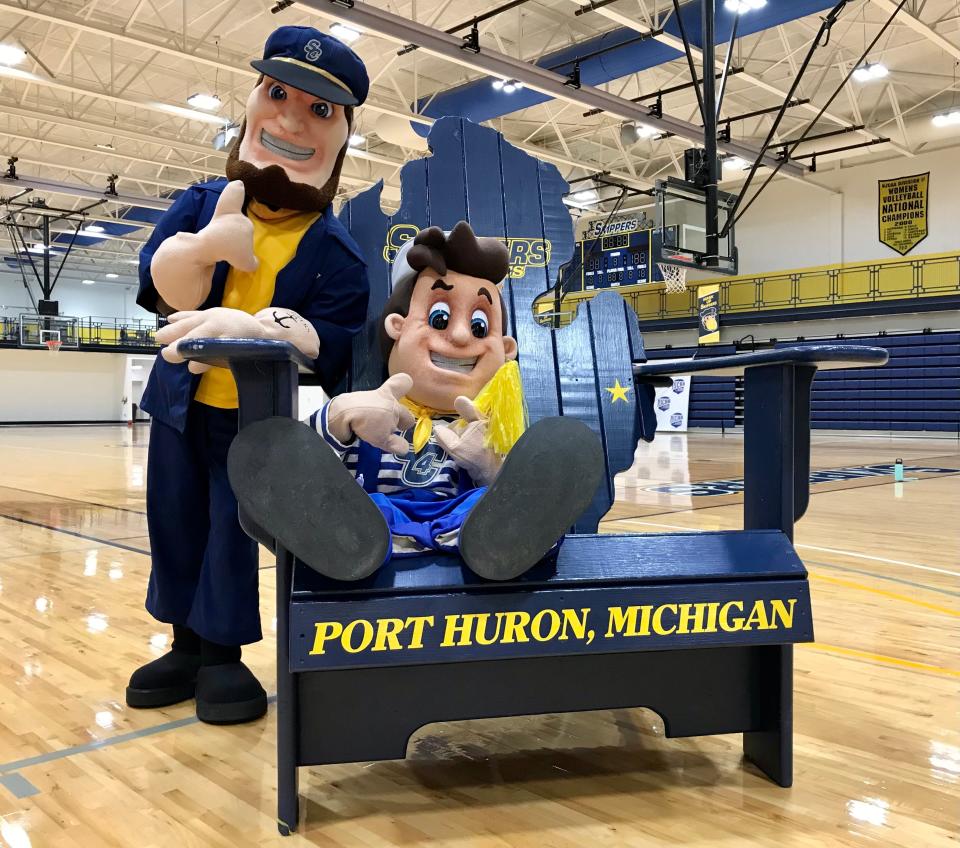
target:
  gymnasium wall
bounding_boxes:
[0,274,150,321]
[735,146,960,274]
[0,348,131,422]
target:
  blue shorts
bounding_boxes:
[370,488,487,557]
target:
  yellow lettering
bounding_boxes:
[474,613,502,646]
[769,599,797,630]
[703,601,719,633]
[440,614,475,647]
[720,601,745,632]
[372,618,405,652]
[606,606,637,637]
[743,600,771,631]
[531,609,561,642]
[341,619,374,654]
[499,611,531,644]
[309,622,343,656]
[404,615,434,649]
[652,604,677,635]
[559,608,590,641]
[676,603,702,634]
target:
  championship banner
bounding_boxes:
[878,172,929,255]
[698,284,721,344]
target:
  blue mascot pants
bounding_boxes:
[145,402,260,645]
[370,487,487,558]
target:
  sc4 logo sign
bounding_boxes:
[384,224,550,279]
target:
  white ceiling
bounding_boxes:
[2,0,960,283]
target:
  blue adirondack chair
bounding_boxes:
[180,118,887,836]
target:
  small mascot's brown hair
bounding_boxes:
[380,222,510,361]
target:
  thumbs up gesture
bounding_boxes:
[149,181,257,311]
[192,180,258,272]
[325,373,417,455]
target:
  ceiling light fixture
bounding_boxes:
[852,62,888,83]
[105,272,119,279]
[0,44,26,66]
[932,109,960,127]
[724,0,766,12]
[186,93,222,111]
[82,279,96,285]
[82,225,105,234]
[331,23,361,42]
[348,133,365,147]
[95,142,115,151]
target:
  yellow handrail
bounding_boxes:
[540,249,960,326]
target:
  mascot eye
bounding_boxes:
[428,303,450,331]
[269,84,287,101]
[311,101,333,118]
[471,310,489,339]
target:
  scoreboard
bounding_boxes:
[560,217,669,293]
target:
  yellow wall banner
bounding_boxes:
[878,172,929,255]
[698,284,721,344]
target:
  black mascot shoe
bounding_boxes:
[195,662,267,725]
[125,649,202,708]
[460,416,605,582]
[228,416,390,582]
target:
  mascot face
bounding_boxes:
[238,76,349,189]
[385,268,518,411]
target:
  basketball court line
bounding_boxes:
[0,513,150,556]
[0,484,147,515]
[803,559,960,598]
[0,695,278,799]
[808,573,959,617]
[621,519,960,579]
[802,644,960,679]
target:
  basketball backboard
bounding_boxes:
[653,177,739,275]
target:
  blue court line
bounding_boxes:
[0,695,278,780]
[0,773,39,798]
[0,512,151,556]
[804,559,960,598]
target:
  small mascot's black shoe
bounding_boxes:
[460,416,605,582]
[228,416,390,581]
[195,662,267,725]
[126,626,202,708]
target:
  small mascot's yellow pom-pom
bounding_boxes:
[470,360,527,455]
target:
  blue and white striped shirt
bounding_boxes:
[308,401,466,498]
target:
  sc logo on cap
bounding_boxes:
[304,38,323,61]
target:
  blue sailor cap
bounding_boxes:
[251,26,369,107]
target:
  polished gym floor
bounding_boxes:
[0,424,956,847]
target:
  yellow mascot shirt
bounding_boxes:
[194,201,320,409]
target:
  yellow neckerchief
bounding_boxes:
[399,397,454,454]
[398,361,527,455]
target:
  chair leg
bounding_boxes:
[743,645,793,787]
[276,548,300,835]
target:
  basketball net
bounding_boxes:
[658,262,689,294]
[45,339,62,355]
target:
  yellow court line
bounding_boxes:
[802,643,960,678]
[808,572,960,618]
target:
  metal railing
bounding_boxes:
[0,313,160,350]
[544,249,960,325]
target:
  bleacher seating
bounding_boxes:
[645,332,959,434]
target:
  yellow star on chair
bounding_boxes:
[604,379,631,404]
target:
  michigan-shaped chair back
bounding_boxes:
[339,117,652,531]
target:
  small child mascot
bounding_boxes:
[227,222,605,582]
[126,26,370,724]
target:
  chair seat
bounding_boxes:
[290,529,807,600]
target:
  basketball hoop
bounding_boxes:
[45,339,62,355]
[658,261,690,294]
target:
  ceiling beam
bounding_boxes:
[870,0,960,62]
[0,173,173,210]
[0,0,432,127]
[299,0,806,176]
[566,0,912,159]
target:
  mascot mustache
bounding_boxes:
[225,108,353,213]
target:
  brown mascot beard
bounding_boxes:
[225,111,351,213]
